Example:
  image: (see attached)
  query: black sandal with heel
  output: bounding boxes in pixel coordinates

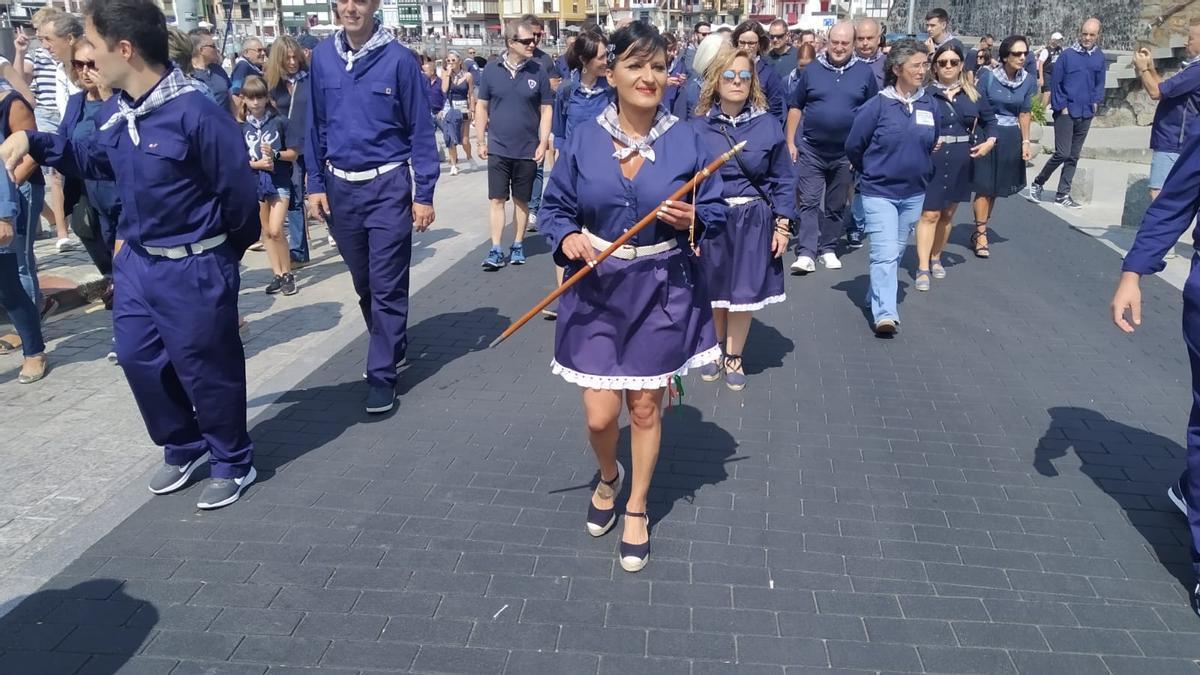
[971,224,990,259]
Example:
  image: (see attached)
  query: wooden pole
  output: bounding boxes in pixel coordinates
[488,140,746,349]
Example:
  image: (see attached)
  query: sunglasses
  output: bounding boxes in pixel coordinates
[936,59,961,67]
[721,69,753,81]
[71,59,97,70]
[511,37,536,46]
[533,32,543,38]
[769,33,788,40]
[1009,50,1028,57]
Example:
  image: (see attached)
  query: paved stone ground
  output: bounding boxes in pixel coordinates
[0,168,491,604]
[3,190,1200,674]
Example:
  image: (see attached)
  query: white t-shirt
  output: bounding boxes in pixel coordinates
[1038,47,1050,64]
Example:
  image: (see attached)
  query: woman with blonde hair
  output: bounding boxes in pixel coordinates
[692,46,793,390]
[441,50,476,175]
[913,41,996,290]
[264,35,313,265]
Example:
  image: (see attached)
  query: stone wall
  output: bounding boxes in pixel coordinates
[886,0,1140,50]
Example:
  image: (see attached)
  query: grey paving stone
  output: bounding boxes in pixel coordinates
[143,630,243,661]
[917,646,1017,674]
[321,639,418,670]
[826,640,922,672]
[411,644,508,674]
[953,622,1050,650]
[213,607,303,636]
[229,636,330,666]
[735,635,828,666]
[778,611,867,641]
[864,617,957,646]
[1007,650,1109,674]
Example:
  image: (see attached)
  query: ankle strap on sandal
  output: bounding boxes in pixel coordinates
[625,511,648,519]
[599,471,619,487]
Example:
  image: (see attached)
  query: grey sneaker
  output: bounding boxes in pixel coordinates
[196,466,257,510]
[1055,195,1083,209]
[1024,183,1043,203]
[148,454,207,495]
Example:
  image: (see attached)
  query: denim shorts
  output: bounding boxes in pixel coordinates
[1149,150,1181,190]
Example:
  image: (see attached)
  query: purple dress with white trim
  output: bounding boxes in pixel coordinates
[693,105,794,311]
[541,104,725,390]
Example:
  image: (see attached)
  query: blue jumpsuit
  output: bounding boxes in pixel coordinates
[28,70,261,479]
[1122,138,1200,586]
[306,30,440,390]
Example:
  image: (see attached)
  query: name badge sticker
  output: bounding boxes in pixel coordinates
[915,110,935,127]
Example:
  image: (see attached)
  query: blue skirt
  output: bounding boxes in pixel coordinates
[702,199,786,311]
[923,140,973,211]
[552,246,720,390]
[442,107,464,146]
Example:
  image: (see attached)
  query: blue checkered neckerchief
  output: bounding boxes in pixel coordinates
[708,104,766,127]
[988,63,1028,89]
[858,50,883,64]
[597,102,677,163]
[815,51,859,75]
[334,20,395,72]
[1069,41,1096,56]
[100,66,196,146]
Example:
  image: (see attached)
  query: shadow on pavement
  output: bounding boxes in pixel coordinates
[0,579,155,674]
[1035,406,1193,589]
[745,317,795,375]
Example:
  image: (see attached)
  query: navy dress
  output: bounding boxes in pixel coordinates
[973,66,1037,198]
[442,72,470,146]
[242,111,292,201]
[693,106,794,311]
[541,107,725,389]
[924,87,996,211]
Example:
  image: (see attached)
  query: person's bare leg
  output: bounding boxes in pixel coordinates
[622,387,665,546]
[724,311,752,375]
[462,121,473,161]
[932,205,957,261]
[712,307,728,346]
[512,199,529,245]
[446,144,459,170]
[583,388,622,497]
[915,210,939,271]
[265,200,291,275]
[489,199,507,246]
[49,173,68,241]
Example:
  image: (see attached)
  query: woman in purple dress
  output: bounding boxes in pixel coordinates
[692,46,794,391]
[541,23,725,573]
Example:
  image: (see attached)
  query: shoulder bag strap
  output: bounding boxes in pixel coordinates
[719,124,775,212]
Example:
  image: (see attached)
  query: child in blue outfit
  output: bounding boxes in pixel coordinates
[241,75,298,296]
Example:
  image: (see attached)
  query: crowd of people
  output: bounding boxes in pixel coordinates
[5,0,1200,618]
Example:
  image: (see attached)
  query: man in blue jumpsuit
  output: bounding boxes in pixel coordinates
[1112,135,1200,617]
[1,0,261,509]
[306,0,439,414]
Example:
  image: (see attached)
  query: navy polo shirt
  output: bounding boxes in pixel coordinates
[789,58,878,158]
[230,58,262,95]
[477,58,552,159]
[1151,62,1200,153]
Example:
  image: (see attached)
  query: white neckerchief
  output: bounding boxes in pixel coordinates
[597,102,677,162]
[816,51,859,75]
[880,85,925,114]
[502,54,528,77]
[857,50,883,64]
[333,20,395,72]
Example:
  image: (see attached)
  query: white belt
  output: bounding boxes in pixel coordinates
[725,196,761,206]
[449,100,470,111]
[584,229,677,260]
[938,135,971,144]
[996,114,1019,127]
[142,233,227,259]
[328,161,403,183]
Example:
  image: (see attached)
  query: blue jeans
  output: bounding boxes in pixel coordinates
[850,191,866,235]
[529,161,545,217]
[862,193,924,324]
[15,182,44,304]
[0,253,43,356]
[287,170,309,262]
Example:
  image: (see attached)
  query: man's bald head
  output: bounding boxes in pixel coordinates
[827,21,855,63]
[1080,18,1101,49]
[855,17,881,58]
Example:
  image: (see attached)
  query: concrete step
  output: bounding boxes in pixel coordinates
[1038,123,1152,164]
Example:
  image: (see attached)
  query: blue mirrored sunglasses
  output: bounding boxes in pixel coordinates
[721,69,753,81]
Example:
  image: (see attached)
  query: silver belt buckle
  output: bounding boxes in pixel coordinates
[164,246,187,260]
[620,243,637,258]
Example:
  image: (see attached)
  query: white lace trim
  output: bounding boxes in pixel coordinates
[710,293,787,312]
[551,344,723,390]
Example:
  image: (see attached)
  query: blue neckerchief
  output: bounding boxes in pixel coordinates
[815,51,859,75]
[597,102,677,162]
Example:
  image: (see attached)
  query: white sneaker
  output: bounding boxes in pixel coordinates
[449,165,459,176]
[819,252,842,269]
[790,256,816,274]
[469,158,480,170]
[55,237,77,253]
[327,235,337,249]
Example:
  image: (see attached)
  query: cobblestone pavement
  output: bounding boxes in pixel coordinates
[0,169,491,605]
[3,188,1200,673]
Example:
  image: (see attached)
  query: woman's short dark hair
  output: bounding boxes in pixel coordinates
[607,21,665,67]
[924,7,949,24]
[567,28,607,72]
[84,0,169,67]
[998,34,1029,60]
[732,21,768,53]
[883,38,927,87]
[796,43,816,63]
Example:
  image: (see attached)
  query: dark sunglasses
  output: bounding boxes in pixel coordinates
[533,32,544,38]
[769,33,788,40]
[1009,50,1028,57]
[721,69,753,81]
[935,59,961,67]
[71,59,96,70]
[511,37,536,46]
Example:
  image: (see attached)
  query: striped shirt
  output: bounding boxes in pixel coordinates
[24,48,59,113]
